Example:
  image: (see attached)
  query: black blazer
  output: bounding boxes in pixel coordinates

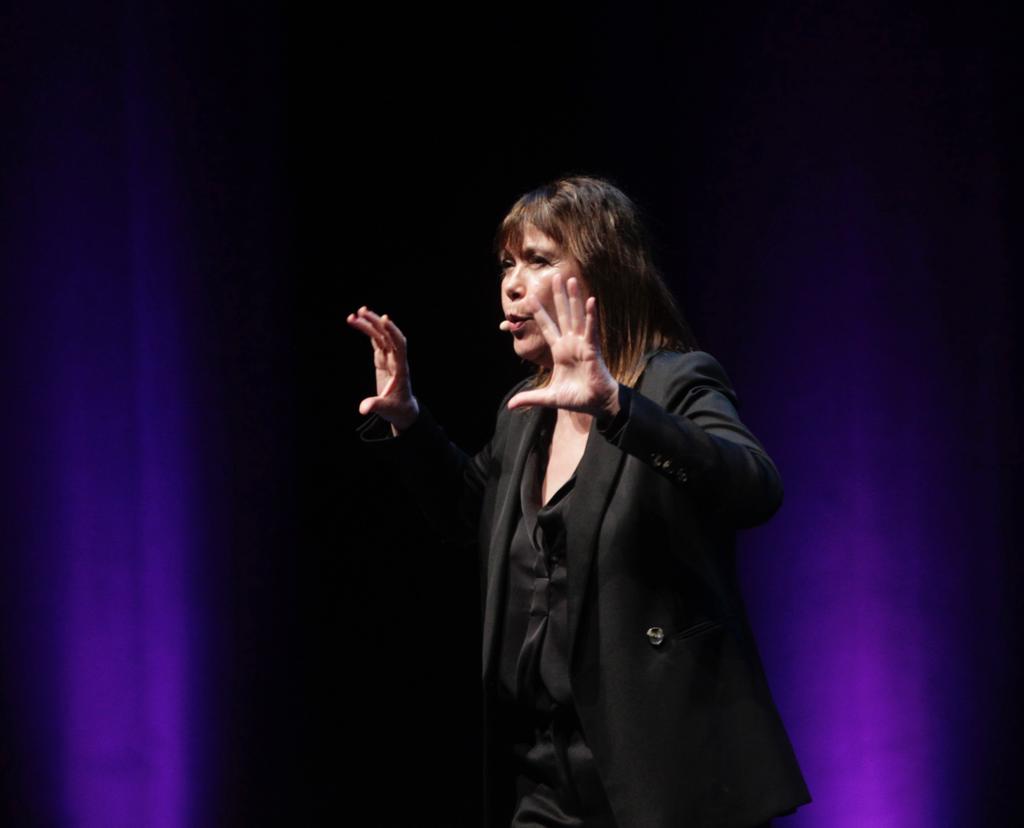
[359,349,811,828]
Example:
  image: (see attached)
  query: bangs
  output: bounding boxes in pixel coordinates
[494,187,566,259]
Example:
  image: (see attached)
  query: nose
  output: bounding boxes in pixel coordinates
[503,263,526,301]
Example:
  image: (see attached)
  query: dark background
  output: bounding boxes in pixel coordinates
[2,2,1020,825]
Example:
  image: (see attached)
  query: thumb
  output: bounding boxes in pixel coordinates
[507,389,549,411]
[359,396,380,416]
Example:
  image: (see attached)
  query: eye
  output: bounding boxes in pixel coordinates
[530,255,549,266]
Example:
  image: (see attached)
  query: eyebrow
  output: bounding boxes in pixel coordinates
[500,244,557,260]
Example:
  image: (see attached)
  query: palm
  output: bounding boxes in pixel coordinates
[347,306,418,428]
[372,333,406,402]
[507,274,618,416]
[544,329,605,410]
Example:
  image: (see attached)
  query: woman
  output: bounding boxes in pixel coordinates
[349,176,811,827]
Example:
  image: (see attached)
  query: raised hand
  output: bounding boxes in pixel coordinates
[506,274,620,420]
[346,306,420,431]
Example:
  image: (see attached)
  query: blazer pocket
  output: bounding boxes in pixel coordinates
[671,616,729,641]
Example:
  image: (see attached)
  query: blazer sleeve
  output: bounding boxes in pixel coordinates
[599,350,783,529]
[355,380,528,546]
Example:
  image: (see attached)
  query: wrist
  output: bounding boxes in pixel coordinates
[596,384,631,437]
[389,397,421,435]
[595,381,621,427]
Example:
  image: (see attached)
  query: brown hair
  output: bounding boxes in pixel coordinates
[495,175,697,387]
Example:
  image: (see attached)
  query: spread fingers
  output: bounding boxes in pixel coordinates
[348,307,391,352]
[566,276,584,334]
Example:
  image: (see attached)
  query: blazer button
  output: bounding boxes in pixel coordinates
[646,626,665,646]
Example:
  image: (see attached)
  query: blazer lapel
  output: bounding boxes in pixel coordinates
[561,353,658,670]
[481,405,542,683]
[565,418,628,668]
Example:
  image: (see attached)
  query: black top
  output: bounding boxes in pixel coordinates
[497,407,575,711]
[496,389,632,712]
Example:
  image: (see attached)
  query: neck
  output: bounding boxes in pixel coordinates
[557,409,593,433]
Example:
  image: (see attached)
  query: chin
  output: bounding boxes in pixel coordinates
[513,340,551,368]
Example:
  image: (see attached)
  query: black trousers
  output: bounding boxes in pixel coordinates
[497,702,775,828]
[505,703,616,828]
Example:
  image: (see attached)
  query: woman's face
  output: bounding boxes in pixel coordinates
[499,225,588,367]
